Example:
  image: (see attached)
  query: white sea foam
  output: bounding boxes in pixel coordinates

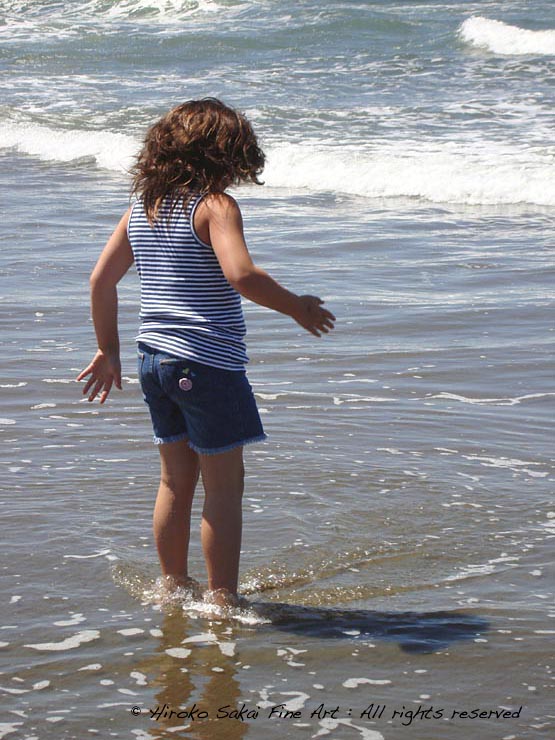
[130,671,147,685]
[276,691,311,712]
[0,724,24,739]
[25,630,100,651]
[0,0,247,46]
[1,0,229,34]
[429,391,555,406]
[182,632,218,644]
[53,614,86,627]
[3,119,555,206]
[64,549,113,559]
[0,122,136,172]
[165,647,192,658]
[264,139,555,206]
[218,641,236,656]
[343,677,392,688]
[315,718,384,740]
[99,0,224,19]
[445,563,496,582]
[462,454,547,475]
[32,680,50,690]
[459,17,555,56]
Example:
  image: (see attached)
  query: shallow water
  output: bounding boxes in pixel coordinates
[1,0,555,738]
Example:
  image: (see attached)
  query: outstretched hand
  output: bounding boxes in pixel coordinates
[293,295,336,337]
[76,349,122,404]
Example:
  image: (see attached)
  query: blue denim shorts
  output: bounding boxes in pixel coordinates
[137,342,267,454]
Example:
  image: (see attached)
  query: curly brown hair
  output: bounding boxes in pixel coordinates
[131,98,265,224]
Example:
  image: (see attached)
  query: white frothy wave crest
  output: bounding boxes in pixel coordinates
[2,121,555,206]
[0,0,232,42]
[0,122,137,171]
[2,0,224,22]
[265,140,555,206]
[90,0,223,20]
[459,17,555,56]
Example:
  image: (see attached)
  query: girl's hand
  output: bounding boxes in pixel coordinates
[293,295,336,337]
[76,349,122,403]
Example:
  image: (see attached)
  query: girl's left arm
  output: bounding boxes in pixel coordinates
[76,209,134,404]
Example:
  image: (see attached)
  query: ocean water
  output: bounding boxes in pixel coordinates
[1,1,554,738]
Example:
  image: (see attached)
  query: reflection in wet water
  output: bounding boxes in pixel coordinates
[132,611,248,740]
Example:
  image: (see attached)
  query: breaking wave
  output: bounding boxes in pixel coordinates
[2,120,555,206]
[459,16,555,56]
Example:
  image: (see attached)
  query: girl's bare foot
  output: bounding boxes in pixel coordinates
[203,587,244,609]
[156,574,203,600]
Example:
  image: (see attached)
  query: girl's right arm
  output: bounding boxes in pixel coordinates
[200,194,335,337]
[76,209,134,403]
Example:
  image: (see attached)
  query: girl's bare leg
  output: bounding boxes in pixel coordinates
[154,439,200,587]
[199,446,245,605]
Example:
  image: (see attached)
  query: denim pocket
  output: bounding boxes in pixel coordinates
[138,349,162,398]
[137,351,148,400]
[160,361,210,400]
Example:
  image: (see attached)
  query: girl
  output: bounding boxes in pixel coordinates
[77,98,335,608]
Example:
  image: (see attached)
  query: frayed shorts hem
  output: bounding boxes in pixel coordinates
[153,431,189,445]
[188,433,267,456]
[153,433,267,455]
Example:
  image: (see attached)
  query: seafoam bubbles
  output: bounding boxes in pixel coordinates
[165,647,192,658]
[2,0,231,29]
[98,0,225,20]
[64,548,115,560]
[0,724,23,738]
[315,718,385,739]
[342,677,392,688]
[0,0,252,46]
[53,614,86,627]
[25,630,100,651]
[4,118,555,207]
[264,138,555,207]
[0,121,138,173]
[257,690,311,712]
[459,17,555,56]
[428,391,555,407]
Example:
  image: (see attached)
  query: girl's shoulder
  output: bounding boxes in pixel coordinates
[199,191,240,211]
[193,192,245,247]
[196,191,243,224]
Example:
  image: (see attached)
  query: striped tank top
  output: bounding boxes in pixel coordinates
[127,193,248,371]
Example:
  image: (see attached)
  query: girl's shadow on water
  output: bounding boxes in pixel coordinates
[251,602,489,654]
